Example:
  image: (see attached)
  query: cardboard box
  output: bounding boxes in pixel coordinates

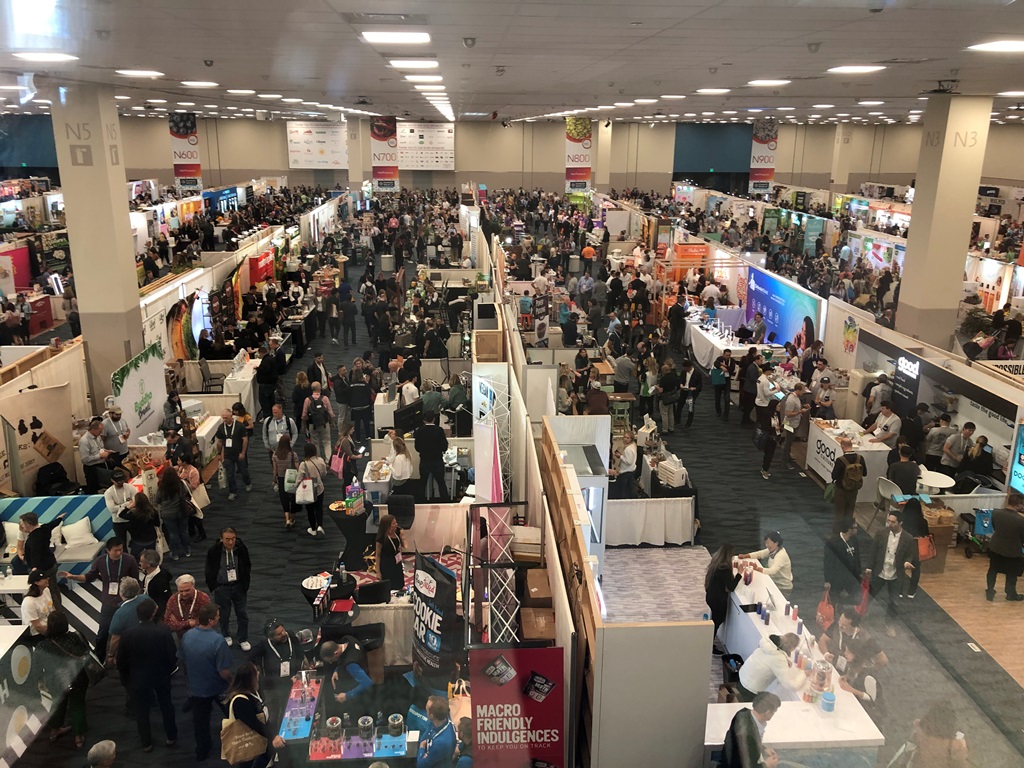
[524,568,552,608]
[521,607,556,643]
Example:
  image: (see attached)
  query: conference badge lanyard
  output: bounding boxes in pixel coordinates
[106,555,123,596]
[425,721,454,759]
[177,591,198,623]
[226,549,238,584]
[269,634,294,677]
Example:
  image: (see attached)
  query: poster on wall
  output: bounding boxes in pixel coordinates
[397,122,455,170]
[749,118,779,194]
[468,646,565,768]
[744,267,823,351]
[111,342,167,439]
[0,245,31,290]
[0,383,73,494]
[166,300,197,360]
[168,113,203,194]
[370,116,400,192]
[286,121,349,170]
[142,308,169,362]
[411,552,460,688]
[564,117,593,193]
[843,316,859,355]
[35,230,71,273]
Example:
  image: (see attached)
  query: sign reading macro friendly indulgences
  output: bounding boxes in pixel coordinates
[397,122,455,170]
[285,121,348,170]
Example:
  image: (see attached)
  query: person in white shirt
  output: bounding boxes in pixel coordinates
[399,372,420,406]
[286,281,305,306]
[104,469,136,544]
[532,272,548,296]
[384,431,414,486]
[754,364,777,429]
[80,417,114,494]
[610,431,638,499]
[808,359,834,396]
[737,633,806,700]
[940,422,975,474]
[700,281,722,304]
[738,531,793,596]
[866,401,902,446]
[101,407,131,463]
[22,569,55,641]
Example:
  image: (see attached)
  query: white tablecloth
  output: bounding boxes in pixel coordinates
[605,498,696,546]
[683,307,744,347]
[224,360,258,416]
[353,599,414,666]
[689,324,783,370]
[804,419,890,503]
[195,415,222,466]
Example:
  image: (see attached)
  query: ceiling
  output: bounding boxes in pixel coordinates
[4,0,1024,126]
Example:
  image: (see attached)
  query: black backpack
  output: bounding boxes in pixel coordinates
[308,395,329,428]
[35,462,81,496]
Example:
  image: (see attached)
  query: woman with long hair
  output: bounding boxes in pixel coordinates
[35,611,91,748]
[374,514,405,593]
[704,545,740,654]
[292,371,312,428]
[154,466,189,560]
[126,492,161,560]
[334,422,358,488]
[21,570,55,644]
[959,435,994,477]
[384,430,414,488]
[272,434,299,529]
[837,637,884,722]
[224,662,286,768]
[298,443,327,538]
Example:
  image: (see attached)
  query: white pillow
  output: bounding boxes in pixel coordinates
[50,521,63,548]
[2,520,20,558]
[61,517,98,548]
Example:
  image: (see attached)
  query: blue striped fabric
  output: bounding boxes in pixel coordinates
[0,495,113,574]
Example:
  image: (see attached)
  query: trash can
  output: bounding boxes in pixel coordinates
[380,253,395,273]
[569,255,581,273]
[722,654,744,685]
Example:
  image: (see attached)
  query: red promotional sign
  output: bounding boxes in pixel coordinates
[468,647,564,768]
[248,249,275,283]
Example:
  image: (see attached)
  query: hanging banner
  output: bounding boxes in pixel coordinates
[469,646,565,768]
[370,116,399,192]
[286,121,349,170]
[397,122,456,170]
[565,117,593,193]
[748,118,779,194]
[0,383,74,494]
[168,113,203,194]
[111,341,168,439]
[411,552,460,688]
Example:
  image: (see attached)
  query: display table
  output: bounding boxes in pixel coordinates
[362,461,393,504]
[373,392,398,432]
[224,358,259,416]
[0,575,29,606]
[352,597,414,666]
[918,469,956,494]
[804,419,890,504]
[194,414,222,466]
[605,498,696,546]
[689,324,783,370]
[28,295,54,338]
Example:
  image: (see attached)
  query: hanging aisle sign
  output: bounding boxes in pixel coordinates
[168,113,203,194]
[748,118,778,195]
[565,117,593,193]
[370,116,400,191]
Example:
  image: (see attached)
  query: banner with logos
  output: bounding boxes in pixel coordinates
[286,121,349,170]
[0,383,73,494]
[469,646,565,768]
[370,116,400,192]
[411,552,460,688]
[168,113,203,194]
[744,266,824,351]
[111,341,167,439]
[398,122,455,170]
[565,117,593,193]
[748,118,779,194]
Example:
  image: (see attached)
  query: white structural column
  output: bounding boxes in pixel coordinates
[51,84,144,401]
[347,119,370,184]
[594,120,612,190]
[830,125,854,192]
[899,95,992,347]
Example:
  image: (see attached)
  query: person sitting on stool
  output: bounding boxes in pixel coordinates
[609,431,637,499]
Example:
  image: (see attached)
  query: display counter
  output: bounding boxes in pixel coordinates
[224,358,259,416]
[605,498,696,546]
[28,295,54,338]
[690,324,784,370]
[804,419,890,504]
[373,392,397,432]
[352,597,415,666]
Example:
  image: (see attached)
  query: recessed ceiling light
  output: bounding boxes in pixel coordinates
[828,65,886,74]
[809,114,823,118]
[613,102,634,107]
[258,94,282,99]
[661,95,687,100]
[154,107,167,112]
[174,109,188,113]
[389,59,439,69]
[204,104,218,108]
[281,97,303,103]
[114,95,131,100]
[405,75,443,83]
[858,100,884,106]
[997,91,1024,97]
[415,85,445,91]
[776,106,795,111]
[747,108,763,113]
[241,108,254,112]
[635,98,658,104]
[722,110,737,114]
[836,112,850,117]
[696,88,730,94]
[148,99,167,104]
[748,79,790,87]
[868,111,884,116]
[177,101,195,106]
[684,112,697,117]
[131,106,145,111]
[812,104,834,109]
[702,111,715,115]
[227,89,256,95]
[116,69,164,77]
[361,31,430,44]
[13,52,78,62]
[969,40,1024,53]
[182,81,219,88]
[226,106,238,110]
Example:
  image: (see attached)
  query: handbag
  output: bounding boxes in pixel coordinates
[854,574,871,618]
[156,528,170,556]
[217,465,227,490]
[191,483,212,509]
[661,388,680,405]
[296,462,317,506]
[283,468,298,494]
[330,444,346,480]
[823,482,836,503]
[816,584,835,632]
[221,695,268,765]
[917,534,937,562]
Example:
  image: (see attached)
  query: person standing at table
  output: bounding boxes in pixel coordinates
[749,312,767,344]
[868,511,919,637]
[754,364,777,430]
[737,633,805,701]
[923,413,955,471]
[374,514,406,593]
[80,417,115,494]
[712,350,736,419]
[940,421,975,477]
[416,411,450,502]
[417,695,457,768]
[814,376,837,420]
[705,545,741,655]
[830,438,866,532]
[610,430,637,499]
[720,691,781,768]
[781,382,808,470]
[865,401,901,447]
[985,491,1024,602]
[737,532,793,598]
[101,406,131,467]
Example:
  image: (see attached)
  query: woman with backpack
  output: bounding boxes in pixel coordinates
[272,434,300,530]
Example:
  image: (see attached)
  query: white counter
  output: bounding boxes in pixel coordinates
[804,419,891,503]
[373,392,398,432]
[606,498,696,546]
[690,324,784,370]
[224,359,259,416]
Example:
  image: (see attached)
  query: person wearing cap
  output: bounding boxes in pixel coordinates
[22,568,55,644]
[586,379,610,416]
[736,633,806,701]
[80,417,115,493]
[249,619,310,721]
[105,468,135,546]
[815,376,837,420]
[809,358,834,397]
[102,406,131,465]
[863,374,892,424]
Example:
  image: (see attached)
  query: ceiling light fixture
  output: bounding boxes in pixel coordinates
[177,101,195,106]
[858,100,884,106]
[281,97,303,103]
[13,52,78,62]
[114,95,131,100]
[613,101,634,107]
[776,106,795,111]
[389,59,439,69]
[812,104,834,109]
[116,69,164,78]
[748,79,790,86]
[405,75,443,83]
[227,89,256,95]
[997,91,1024,97]
[661,95,687,99]
[696,88,730,94]
[182,81,219,88]
[258,94,282,99]
[635,98,658,104]
[361,31,430,44]
[827,65,886,74]
[969,40,1024,53]
[415,85,445,91]
[148,99,167,104]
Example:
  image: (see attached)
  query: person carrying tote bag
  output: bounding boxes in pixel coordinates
[297,443,327,538]
[220,663,285,767]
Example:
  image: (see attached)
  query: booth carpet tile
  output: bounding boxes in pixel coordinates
[18,274,400,767]
[602,546,711,623]
[658,358,1024,768]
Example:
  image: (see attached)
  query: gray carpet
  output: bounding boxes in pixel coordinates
[602,546,711,624]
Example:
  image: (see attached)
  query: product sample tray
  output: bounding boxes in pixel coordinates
[308,726,418,761]
[278,676,322,742]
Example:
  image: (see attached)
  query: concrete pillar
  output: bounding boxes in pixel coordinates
[898,95,992,347]
[594,120,612,191]
[51,84,144,403]
[830,125,854,193]
[347,119,370,185]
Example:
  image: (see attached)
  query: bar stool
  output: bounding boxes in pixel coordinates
[611,399,631,434]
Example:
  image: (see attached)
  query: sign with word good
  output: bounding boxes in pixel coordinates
[411,552,460,687]
[370,116,400,192]
[168,113,202,192]
[286,121,348,170]
[891,354,921,418]
[469,646,564,768]
[565,116,592,193]
[749,118,778,194]
[398,122,455,170]
[111,341,167,438]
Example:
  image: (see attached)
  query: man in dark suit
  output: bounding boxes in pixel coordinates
[677,359,703,429]
[139,549,174,619]
[824,518,864,606]
[117,598,178,752]
[868,511,919,637]
[987,491,1024,601]
[720,691,781,768]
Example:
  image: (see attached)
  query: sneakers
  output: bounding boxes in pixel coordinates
[317,526,325,536]
[245,484,253,492]
[331,338,338,345]
[185,549,192,558]
[225,637,234,647]
[986,589,996,602]
[760,470,771,479]
[228,493,237,501]
[239,641,251,652]
[307,528,317,537]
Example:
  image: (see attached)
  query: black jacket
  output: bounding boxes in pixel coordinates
[117,621,178,686]
[205,539,252,592]
[721,708,765,768]
[679,367,703,397]
[989,508,1024,559]
[823,532,863,595]
[143,567,175,618]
